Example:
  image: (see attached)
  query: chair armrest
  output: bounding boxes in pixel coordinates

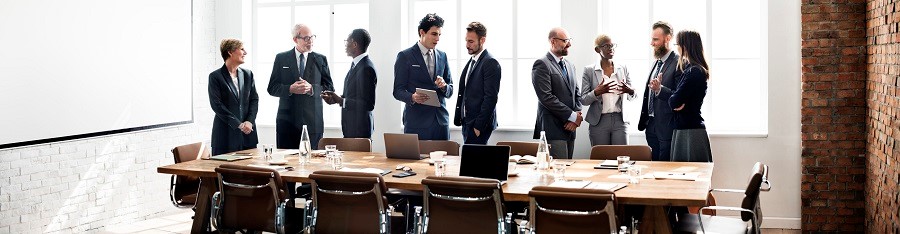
[699,205,754,214]
[505,213,514,234]
[413,206,424,234]
[210,192,221,230]
[710,188,745,194]
[276,200,287,234]
[169,175,177,207]
[303,199,314,231]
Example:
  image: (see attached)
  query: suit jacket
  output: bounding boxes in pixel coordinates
[453,50,501,132]
[532,52,581,141]
[637,52,682,131]
[208,65,259,155]
[340,56,377,138]
[392,44,454,129]
[579,61,635,126]
[267,49,334,134]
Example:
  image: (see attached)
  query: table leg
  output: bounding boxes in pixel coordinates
[640,206,672,234]
[191,177,216,234]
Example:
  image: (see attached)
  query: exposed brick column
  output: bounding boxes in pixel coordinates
[866,0,900,232]
[801,0,867,232]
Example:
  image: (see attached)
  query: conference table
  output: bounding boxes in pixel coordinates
[157,149,713,234]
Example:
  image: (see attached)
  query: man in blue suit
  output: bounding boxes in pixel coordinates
[323,29,377,138]
[454,22,501,144]
[393,13,454,140]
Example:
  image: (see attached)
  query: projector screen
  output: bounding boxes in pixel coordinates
[0,0,192,149]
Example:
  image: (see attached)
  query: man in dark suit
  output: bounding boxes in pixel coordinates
[532,27,583,159]
[454,22,501,144]
[323,29,377,138]
[638,21,682,161]
[393,13,454,140]
[267,24,334,150]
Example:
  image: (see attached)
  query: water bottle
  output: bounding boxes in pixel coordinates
[536,131,550,170]
[299,125,311,165]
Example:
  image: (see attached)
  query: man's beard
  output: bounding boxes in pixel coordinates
[654,45,667,58]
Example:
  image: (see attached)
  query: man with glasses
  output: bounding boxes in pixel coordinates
[393,13,454,140]
[453,22,501,144]
[268,24,334,150]
[322,29,377,138]
[638,21,682,161]
[532,27,582,159]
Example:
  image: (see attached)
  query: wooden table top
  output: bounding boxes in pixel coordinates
[158,150,713,206]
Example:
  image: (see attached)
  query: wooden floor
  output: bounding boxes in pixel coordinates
[101,210,801,234]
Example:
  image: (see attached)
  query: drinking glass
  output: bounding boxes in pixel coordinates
[551,160,567,181]
[628,166,643,184]
[433,159,447,176]
[331,151,343,170]
[617,156,631,173]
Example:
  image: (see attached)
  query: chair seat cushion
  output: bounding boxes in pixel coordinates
[675,214,749,234]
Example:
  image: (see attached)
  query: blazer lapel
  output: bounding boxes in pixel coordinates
[218,66,240,102]
[410,45,432,80]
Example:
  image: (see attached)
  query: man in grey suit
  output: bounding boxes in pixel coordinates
[267,24,334,150]
[323,29,377,138]
[532,27,583,159]
[638,21,682,161]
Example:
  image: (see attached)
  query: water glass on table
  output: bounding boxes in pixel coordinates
[628,166,642,184]
[551,160,567,181]
[330,151,343,170]
[325,145,337,164]
[433,159,447,176]
[617,156,631,174]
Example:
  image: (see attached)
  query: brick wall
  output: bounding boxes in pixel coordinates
[801,0,868,232]
[0,0,217,232]
[866,0,900,232]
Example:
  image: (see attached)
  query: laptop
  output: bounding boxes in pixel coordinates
[384,133,426,159]
[459,144,512,182]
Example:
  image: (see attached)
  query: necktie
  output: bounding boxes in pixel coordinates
[298,53,306,77]
[426,50,435,78]
[558,60,570,87]
[648,60,663,116]
[461,58,474,119]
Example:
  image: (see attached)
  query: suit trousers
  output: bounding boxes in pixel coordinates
[588,112,627,146]
[548,140,575,159]
[462,124,493,144]
[275,120,323,150]
[644,116,674,161]
[405,126,450,141]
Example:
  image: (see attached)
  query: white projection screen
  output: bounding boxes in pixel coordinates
[0,0,192,149]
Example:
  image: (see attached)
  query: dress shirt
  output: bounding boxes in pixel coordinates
[549,51,579,123]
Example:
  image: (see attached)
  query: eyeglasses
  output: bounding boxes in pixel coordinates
[599,43,617,49]
[552,37,573,43]
[296,35,316,41]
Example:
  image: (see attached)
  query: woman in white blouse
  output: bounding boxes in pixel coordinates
[579,34,635,145]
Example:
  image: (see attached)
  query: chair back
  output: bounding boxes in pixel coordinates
[318,137,373,152]
[589,145,652,161]
[421,176,506,234]
[170,142,208,207]
[419,140,460,155]
[528,186,617,233]
[309,170,390,234]
[496,141,539,156]
[213,164,289,233]
[741,162,769,222]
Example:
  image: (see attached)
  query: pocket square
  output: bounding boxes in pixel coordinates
[412,64,421,67]
[282,66,289,69]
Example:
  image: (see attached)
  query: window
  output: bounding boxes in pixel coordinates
[599,0,767,134]
[408,0,561,129]
[250,0,370,127]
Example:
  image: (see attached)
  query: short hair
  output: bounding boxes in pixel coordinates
[547,27,564,39]
[593,34,611,48]
[219,38,243,61]
[652,21,673,36]
[292,24,308,38]
[349,29,371,53]
[417,13,444,35]
[466,22,487,38]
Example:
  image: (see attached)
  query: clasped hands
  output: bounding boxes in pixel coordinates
[289,78,313,95]
[238,121,253,135]
[564,111,584,132]
[594,80,634,96]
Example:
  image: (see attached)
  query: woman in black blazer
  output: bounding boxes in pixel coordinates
[208,39,259,155]
[664,30,712,162]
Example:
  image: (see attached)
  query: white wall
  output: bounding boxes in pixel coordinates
[0,0,218,232]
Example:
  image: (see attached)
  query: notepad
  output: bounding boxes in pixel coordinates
[548,180,592,189]
[652,172,700,181]
[340,167,392,176]
[209,155,252,161]
[583,182,627,191]
[593,160,634,169]
[247,164,293,172]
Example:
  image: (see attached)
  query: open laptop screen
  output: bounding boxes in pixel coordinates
[459,144,511,181]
